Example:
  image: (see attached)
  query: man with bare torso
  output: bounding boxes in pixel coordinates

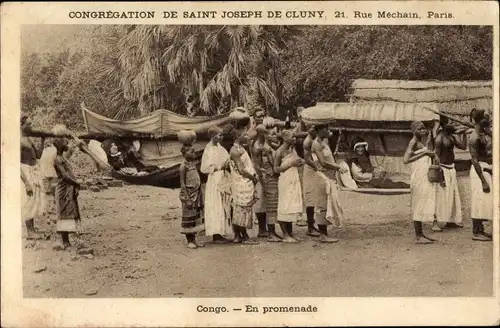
[311,125,348,243]
[20,112,46,239]
[434,116,469,230]
[468,109,493,241]
[300,127,321,236]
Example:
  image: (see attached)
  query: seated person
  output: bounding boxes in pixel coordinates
[348,137,410,189]
[107,142,126,171]
[104,140,159,173]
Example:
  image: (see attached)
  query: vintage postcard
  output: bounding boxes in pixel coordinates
[1,1,499,327]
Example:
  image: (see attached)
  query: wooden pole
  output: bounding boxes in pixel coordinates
[329,127,413,134]
[423,106,491,137]
[25,130,192,141]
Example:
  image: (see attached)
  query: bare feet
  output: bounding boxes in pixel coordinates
[481,231,493,239]
[267,234,282,242]
[319,235,339,243]
[472,233,492,242]
[307,229,320,237]
[52,243,70,251]
[296,220,308,227]
[431,223,443,232]
[194,241,205,248]
[282,237,298,243]
[415,237,433,244]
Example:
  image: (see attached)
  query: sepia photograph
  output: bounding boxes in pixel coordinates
[18,23,494,300]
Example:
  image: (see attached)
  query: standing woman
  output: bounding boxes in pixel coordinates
[251,124,282,242]
[52,137,83,250]
[274,130,305,243]
[179,141,205,249]
[230,133,259,244]
[403,121,439,244]
[20,112,46,240]
[200,126,232,244]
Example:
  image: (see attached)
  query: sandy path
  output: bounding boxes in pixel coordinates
[23,177,493,298]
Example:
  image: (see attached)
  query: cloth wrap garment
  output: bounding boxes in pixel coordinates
[312,138,344,228]
[39,145,57,194]
[302,163,323,207]
[21,163,46,221]
[435,163,463,224]
[277,149,304,223]
[200,142,232,236]
[53,155,81,232]
[469,162,493,221]
[230,144,257,229]
[410,147,437,223]
[179,161,205,234]
[253,142,279,224]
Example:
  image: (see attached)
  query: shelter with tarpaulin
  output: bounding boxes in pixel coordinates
[81,103,235,188]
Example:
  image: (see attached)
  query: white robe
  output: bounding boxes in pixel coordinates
[435,163,462,224]
[21,163,46,221]
[200,142,231,236]
[470,162,493,221]
[277,150,303,222]
[312,139,344,227]
[410,148,436,223]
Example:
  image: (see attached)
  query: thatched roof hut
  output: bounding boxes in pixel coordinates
[349,79,492,118]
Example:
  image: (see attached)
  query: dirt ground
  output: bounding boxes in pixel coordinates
[23,174,493,298]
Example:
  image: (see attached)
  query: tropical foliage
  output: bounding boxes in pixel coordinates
[112,25,299,117]
[21,25,493,129]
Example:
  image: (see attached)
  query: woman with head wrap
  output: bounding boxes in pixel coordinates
[348,136,410,189]
[403,121,440,244]
[20,112,47,240]
[467,109,493,241]
[200,126,232,244]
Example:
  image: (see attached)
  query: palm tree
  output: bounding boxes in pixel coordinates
[107,25,299,117]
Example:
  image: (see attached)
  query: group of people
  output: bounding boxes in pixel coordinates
[178,107,494,249]
[21,113,86,249]
[178,108,363,249]
[20,106,494,250]
[404,109,493,244]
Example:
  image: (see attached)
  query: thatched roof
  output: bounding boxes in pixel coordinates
[350,79,492,116]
